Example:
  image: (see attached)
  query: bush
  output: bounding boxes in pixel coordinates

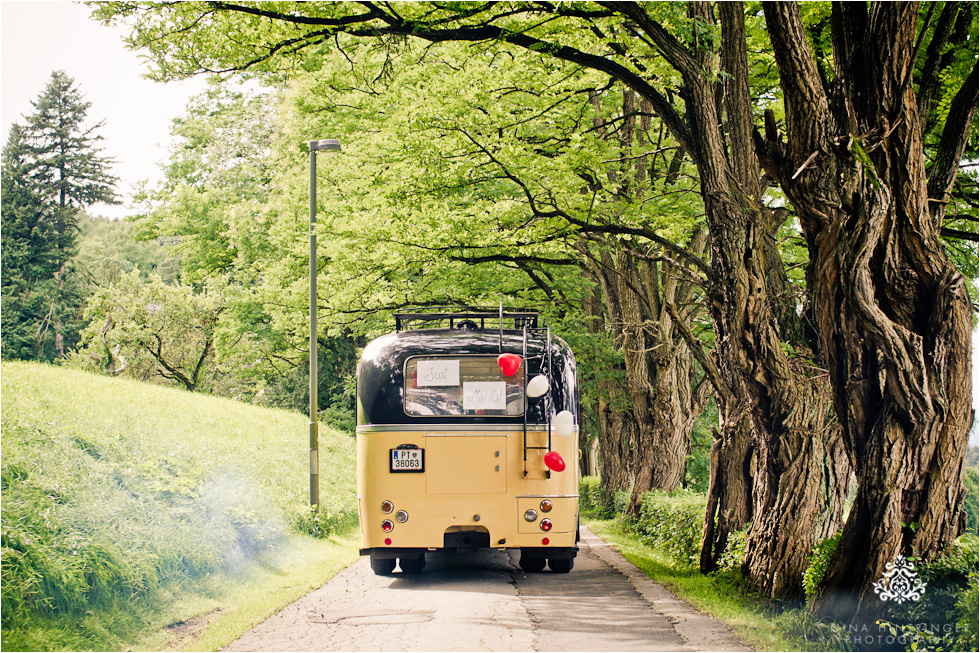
[803,531,842,607]
[576,479,708,566]
[716,525,748,575]
[877,536,979,652]
[629,490,707,566]
[963,468,978,536]
[579,476,608,515]
[613,489,630,515]
[954,573,978,651]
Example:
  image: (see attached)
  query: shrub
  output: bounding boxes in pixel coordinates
[578,476,607,515]
[629,490,707,566]
[716,525,749,575]
[954,572,978,651]
[613,489,630,515]
[877,536,979,652]
[963,468,978,536]
[803,531,842,608]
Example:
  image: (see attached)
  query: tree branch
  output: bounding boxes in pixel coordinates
[927,61,979,223]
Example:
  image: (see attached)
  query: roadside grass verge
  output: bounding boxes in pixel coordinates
[1,361,358,651]
[150,531,359,652]
[585,517,842,652]
[582,476,978,652]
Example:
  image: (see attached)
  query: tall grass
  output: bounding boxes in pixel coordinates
[1,361,356,649]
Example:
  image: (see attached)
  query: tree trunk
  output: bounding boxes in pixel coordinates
[583,280,635,506]
[615,251,687,505]
[761,1,975,621]
[741,362,853,598]
[700,400,754,572]
[673,1,852,596]
[598,400,638,507]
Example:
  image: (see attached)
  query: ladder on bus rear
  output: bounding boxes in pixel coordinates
[522,324,553,478]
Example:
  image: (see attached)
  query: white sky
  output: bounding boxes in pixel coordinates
[1,0,206,218]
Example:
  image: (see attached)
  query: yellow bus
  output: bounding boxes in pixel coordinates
[355,307,580,575]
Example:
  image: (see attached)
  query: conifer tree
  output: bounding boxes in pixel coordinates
[1,71,118,360]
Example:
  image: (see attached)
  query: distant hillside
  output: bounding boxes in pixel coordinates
[1,361,355,650]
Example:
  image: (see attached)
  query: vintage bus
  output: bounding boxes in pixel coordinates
[355,307,580,575]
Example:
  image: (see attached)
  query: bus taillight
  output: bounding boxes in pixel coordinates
[382,520,394,532]
[540,519,553,532]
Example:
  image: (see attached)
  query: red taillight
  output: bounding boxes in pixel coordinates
[540,519,553,532]
[382,520,394,532]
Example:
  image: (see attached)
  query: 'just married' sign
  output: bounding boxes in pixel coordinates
[417,359,460,386]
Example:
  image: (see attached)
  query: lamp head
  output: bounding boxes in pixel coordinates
[310,138,341,152]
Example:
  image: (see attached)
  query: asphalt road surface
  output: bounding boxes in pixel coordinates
[224,527,751,652]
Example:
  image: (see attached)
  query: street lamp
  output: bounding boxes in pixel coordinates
[309,138,341,507]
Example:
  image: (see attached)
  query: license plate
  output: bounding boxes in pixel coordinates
[390,448,424,473]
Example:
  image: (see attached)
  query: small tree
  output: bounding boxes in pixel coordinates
[75,270,223,392]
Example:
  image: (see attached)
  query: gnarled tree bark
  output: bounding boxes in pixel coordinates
[760,0,975,621]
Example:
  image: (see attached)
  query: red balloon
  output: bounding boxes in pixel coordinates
[544,451,566,472]
[497,353,522,376]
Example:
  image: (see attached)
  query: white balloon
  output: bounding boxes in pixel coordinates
[526,375,549,398]
[554,410,575,438]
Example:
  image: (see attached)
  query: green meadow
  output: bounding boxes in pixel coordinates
[1,361,359,651]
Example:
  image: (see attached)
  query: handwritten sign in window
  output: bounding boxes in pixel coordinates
[417,359,460,387]
[463,382,507,410]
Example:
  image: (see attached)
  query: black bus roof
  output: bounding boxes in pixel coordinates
[356,322,577,427]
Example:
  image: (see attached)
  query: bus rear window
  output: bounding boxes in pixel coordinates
[404,356,525,417]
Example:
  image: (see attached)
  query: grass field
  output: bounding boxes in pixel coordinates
[1,361,359,651]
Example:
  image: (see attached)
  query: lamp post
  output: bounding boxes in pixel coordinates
[309,138,341,508]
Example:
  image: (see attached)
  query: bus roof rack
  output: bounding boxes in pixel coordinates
[394,306,539,332]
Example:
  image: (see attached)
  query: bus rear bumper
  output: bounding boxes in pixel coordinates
[359,545,578,560]
[360,547,426,560]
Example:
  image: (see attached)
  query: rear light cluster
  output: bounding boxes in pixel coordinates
[525,500,556,531]
[380,500,407,535]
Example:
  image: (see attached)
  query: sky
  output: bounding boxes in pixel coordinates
[1,0,207,218]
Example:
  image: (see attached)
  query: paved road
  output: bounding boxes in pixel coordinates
[224,528,751,652]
